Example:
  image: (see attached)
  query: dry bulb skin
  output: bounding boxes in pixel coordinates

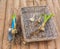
[12,24,17,35]
[37,16,41,23]
[38,23,45,31]
[35,17,41,26]
[12,29,17,34]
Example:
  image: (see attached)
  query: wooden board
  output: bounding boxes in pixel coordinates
[0,0,7,49]
[2,0,14,49]
[0,0,60,49]
[52,0,60,49]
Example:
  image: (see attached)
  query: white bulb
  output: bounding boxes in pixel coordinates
[8,28,12,31]
[29,18,34,22]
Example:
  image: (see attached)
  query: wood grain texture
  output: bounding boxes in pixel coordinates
[52,0,60,27]
[2,0,14,49]
[33,0,40,6]
[30,43,39,49]
[52,0,60,49]
[26,0,33,6]
[40,0,46,6]
[20,0,27,8]
[39,42,48,49]
[0,0,60,49]
[47,40,56,49]
[0,0,7,49]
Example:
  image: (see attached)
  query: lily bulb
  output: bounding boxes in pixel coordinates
[29,17,35,22]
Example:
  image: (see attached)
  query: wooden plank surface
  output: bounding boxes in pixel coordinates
[0,0,7,49]
[2,0,14,49]
[52,0,60,49]
[26,0,33,6]
[0,0,60,49]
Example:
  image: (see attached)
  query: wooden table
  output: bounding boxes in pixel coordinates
[0,0,60,49]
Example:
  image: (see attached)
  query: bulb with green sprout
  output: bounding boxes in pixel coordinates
[38,13,54,31]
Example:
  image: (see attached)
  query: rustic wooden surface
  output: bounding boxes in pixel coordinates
[0,0,60,49]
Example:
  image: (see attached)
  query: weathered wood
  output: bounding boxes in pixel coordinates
[33,0,40,6]
[52,0,60,25]
[14,0,20,10]
[2,0,14,49]
[30,43,39,49]
[20,0,27,8]
[52,0,60,49]
[47,40,56,49]
[40,0,46,6]
[0,0,7,49]
[0,0,60,49]
[39,41,48,49]
[26,0,33,6]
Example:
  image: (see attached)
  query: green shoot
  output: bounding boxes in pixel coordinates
[38,13,54,31]
[44,13,54,24]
